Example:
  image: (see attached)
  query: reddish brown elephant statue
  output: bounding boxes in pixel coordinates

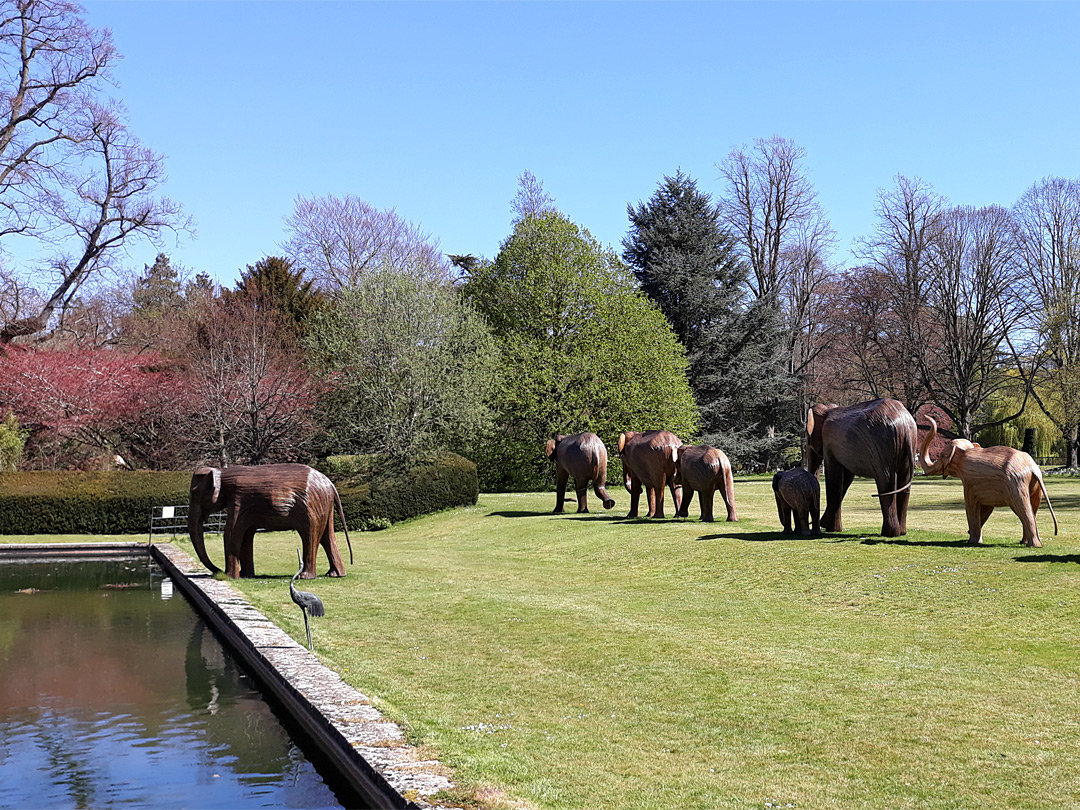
[617,430,683,519]
[772,467,820,535]
[545,432,616,514]
[674,444,737,522]
[188,464,353,579]
[806,398,917,537]
[920,418,1058,547]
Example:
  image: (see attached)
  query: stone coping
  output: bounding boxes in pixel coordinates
[4,541,457,810]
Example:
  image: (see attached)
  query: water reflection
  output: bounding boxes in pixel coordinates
[0,557,348,809]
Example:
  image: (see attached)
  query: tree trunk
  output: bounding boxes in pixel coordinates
[1022,427,1036,455]
[1067,425,1079,469]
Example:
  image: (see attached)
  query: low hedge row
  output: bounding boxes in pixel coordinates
[0,452,478,535]
[0,471,191,534]
[318,451,479,531]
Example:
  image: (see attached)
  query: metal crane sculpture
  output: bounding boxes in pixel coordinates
[290,549,325,650]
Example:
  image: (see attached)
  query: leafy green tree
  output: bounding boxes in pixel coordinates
[0,410,27,471]
[306,268,498,459]
[624,171,797,470]
[465,210,699,490]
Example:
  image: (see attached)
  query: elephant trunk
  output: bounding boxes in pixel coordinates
[187,506,221,574]
[920,417,946,476]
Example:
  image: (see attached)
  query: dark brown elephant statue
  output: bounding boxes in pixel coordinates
[617,430,682,519]
[674,444,737,522]
[920,418,1058,547]
[806,398,917,537]
[545,432,616,514]
[772,467,821,535]
[188,464,353,579]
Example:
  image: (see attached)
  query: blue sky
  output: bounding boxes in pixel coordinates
[79,1,1080,287]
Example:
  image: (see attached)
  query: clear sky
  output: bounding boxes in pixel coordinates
[79,0,1080,287]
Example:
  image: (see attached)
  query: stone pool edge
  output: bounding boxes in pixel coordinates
[152,542,458,810]
[3,541,457,810]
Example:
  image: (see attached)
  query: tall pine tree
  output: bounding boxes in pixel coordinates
[624,171,797,470]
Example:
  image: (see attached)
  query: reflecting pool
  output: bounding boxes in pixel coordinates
[0,555,356,809]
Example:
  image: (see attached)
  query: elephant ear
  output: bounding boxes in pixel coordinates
[545,439,557,460]
[211,467,222,503]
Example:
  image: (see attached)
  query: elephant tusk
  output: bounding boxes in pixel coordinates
[871,479,913,498]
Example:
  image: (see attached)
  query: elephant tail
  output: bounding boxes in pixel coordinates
[871,479,913,499]
[333,486,354,564]
[1037,476,1059,536]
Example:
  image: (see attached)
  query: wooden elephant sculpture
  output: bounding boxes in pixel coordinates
[545,432,616,513]
[806,398,918,537]
[772,467,820,535]
[674,444,737,522]
[920,418,1058,547]
[188,463,353,579]
[617,430,682,518]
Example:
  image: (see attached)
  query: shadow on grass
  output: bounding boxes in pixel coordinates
[697,530,822,543]
[485,510,553,518]
[1015,553,1080,565]
[859,536,978,548]
[562,514,670,524]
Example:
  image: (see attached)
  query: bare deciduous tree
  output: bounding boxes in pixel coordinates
[0,1,188,344]
[855,175,948,411]
[281,193,449,289]
[0,0,116,238]
[1013,176,1080,466]
[718,136,825,301]
[511,169,556,224]
[921,204,1026,438]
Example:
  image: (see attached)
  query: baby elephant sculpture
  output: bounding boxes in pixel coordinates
[772,468,821,536]
[920,418,1058,547]
[545,432,616,513]
[618,430,682,518]
[674,445,737,522]
[188,463,353,579]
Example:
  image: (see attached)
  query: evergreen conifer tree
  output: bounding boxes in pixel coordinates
[624,171,798,470]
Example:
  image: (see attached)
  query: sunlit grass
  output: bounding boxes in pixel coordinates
[7,475,1080,809]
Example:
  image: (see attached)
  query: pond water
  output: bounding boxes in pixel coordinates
[0,555,358,809]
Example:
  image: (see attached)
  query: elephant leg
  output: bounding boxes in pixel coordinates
[700,488,715,523]
[822,465,853,532]
[775,492,790,532]
[678,487,695,519]
[670,480,682,515]
[810,497,821,536]
[239,526,257,578]
[626,478,642,518]
[223,513,243,579]
[878,473,907,538]
[964,490,987,545]
[1012,495,1042,548]
[646,482,661,519]
[574,481,591,514]
[320,514,347,577]
[592,475,616,510]
[553,468,569,514]
[894,483,911,536]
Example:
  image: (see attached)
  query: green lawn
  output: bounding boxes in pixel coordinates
[6,476,1080,809]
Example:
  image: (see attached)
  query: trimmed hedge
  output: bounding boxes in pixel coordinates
[0,452,478,535]
[0,471,191,534]
[318,451,479,531]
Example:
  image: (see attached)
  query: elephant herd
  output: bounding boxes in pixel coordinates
[184,398,1059,582]
[546,397,1059,549]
